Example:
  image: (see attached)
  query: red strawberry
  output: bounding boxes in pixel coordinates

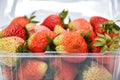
[68,18,93,34]
[1,24,27,40]
[51,58,78,80]
[42,10,68,30]
[18,60,48,80]
[10,11,38,28]
[28,30,56,52]
[90,16,109,34]
[0,24,27,40]
[90,16,120,65]
[90,16,120,37]
[68,18,96,52]
[10,16,29,28]
[53,32,88,63]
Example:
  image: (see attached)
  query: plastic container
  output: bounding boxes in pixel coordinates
[0,51,120,80]
[0,0,120,80]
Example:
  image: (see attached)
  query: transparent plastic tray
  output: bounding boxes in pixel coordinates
[0,51,120,80]
[0,0,120,80]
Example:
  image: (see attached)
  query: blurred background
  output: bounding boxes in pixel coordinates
[0,0,120,27]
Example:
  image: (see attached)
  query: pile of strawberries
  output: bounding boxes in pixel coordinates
[0,10,120,80]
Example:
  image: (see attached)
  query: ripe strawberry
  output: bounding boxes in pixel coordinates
[28,30,56,52]
[10,11,38,28]
[25,23,50,37]
[68,18,96,52]
[0,24,27,40]
[10,16,29,28]
[54,32,88,53]
[68,18,93,34]
[90,16,120,65]
[90,16,120,37]
[90,16,109,34]
[51,58,78,80]
[42,10,68,30]
[18,60,48,80]
[53,32,88,63]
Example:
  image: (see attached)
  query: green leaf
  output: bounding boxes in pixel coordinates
[112,28,119,34]
[30,15,36,20]
[59,9,68,22]
[95,37,106,42]
[100,45,109,53]
[81,32,91,40]
[93,42,105,47]
[45,45,51,51]
[105,34,111,40]
[30,20,39,23]
[112,36,120,42]
[97,33,105,38]
[45,36,56,51]
[31,11,36,16]
[16,41,30,53]
[46,36,53,44]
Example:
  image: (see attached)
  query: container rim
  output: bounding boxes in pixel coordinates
[0,51,120,58]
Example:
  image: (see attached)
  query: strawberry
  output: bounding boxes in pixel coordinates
[90,16,109,34]
[10,16,29,28]
[42,10,68,30]
[68,18,96,52]
[18,60,48,80]
[0,36,24,53]
[51,58,78,80]
[90,16,120,37]
[0,24,27,40]
[28,30,56,52]
[0,36,24,67]
[53,32,88,63]
[68,18,93,34]
[54,32,88,53]
[81,61,112,80]
[90,16,120,65]
[25,23,50,37]
[10,11,38,28]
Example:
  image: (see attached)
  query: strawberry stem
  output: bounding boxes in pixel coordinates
[94,33,120,53]
[25,11,39,23]
[100,21,120,34]
[59,9,70,29]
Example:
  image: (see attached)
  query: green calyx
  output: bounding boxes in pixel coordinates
[45,36,56,51]
[100,21,120,34]
[94,33,120,53]
[81,32,92,52]
[16,41,30,53]
[25,11,39,23]
[59,9,70,29]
